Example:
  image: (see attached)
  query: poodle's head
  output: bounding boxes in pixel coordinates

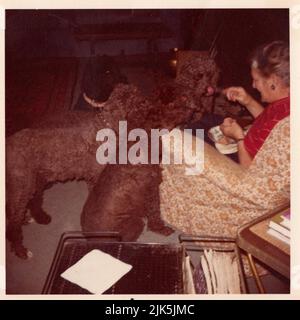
[96,84,151,131]
[82,55,127,105]
[176,54,220,98]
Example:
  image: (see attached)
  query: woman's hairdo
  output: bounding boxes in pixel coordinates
[250,41,290,87]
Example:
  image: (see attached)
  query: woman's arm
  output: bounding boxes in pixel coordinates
[243,96,264,118]
[223,87,264,118]
[220,118,253,168]
[236,140,253,168]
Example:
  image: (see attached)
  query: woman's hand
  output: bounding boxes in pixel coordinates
[223,86,252,107]
[223,86,264,118]
[220,117,244,141]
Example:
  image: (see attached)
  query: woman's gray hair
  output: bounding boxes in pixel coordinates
[250,41,290,87]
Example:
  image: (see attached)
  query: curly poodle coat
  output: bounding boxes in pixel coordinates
[6,55,219,259]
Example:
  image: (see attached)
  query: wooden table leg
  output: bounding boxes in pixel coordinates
[247,253,266,293]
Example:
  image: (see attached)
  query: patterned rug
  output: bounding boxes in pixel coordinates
[6,57,78,136]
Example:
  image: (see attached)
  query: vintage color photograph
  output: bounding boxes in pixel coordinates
[5,8,290,295]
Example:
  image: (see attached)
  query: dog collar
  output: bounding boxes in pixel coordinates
[83,93,106,109]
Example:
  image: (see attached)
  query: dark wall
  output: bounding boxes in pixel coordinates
[182,9,289,91]
[5,9,181,58]
[6,8,289,94]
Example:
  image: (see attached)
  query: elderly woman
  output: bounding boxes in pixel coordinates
[220,41,290,167]
[159,40,290,239]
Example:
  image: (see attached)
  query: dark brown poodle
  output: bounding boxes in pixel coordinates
[6,84,150,259]
[81,54,220,243]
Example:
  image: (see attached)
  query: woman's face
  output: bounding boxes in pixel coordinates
[251,67,274,103]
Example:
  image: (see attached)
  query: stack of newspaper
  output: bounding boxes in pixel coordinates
[267,209,290,245]
[192,249,242,294]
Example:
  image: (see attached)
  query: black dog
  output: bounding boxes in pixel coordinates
[74,55,127,111]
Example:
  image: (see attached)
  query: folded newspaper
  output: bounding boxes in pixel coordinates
[199,249,242,294]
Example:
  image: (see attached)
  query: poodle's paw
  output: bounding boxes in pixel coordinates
[27,217,35,224]
[12,244,33,260]
[23,211,34,225]
[147,221,175,236]
[157,225,174,236]
[33,212,52,225]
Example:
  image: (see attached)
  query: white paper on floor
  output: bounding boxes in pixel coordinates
[60,249,132,294]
